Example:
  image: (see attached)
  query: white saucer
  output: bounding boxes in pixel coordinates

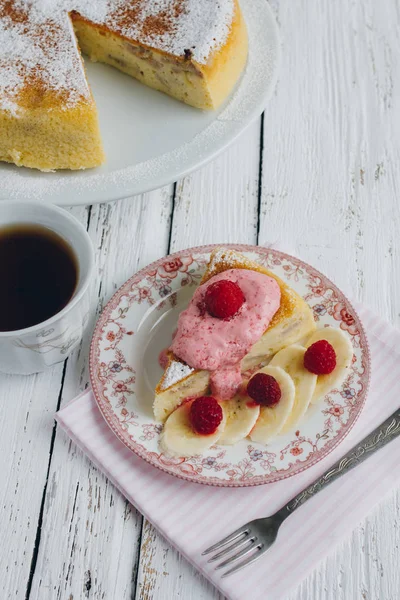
[0,0,280,206]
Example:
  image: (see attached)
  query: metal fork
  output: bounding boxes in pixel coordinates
[203,408,400,577]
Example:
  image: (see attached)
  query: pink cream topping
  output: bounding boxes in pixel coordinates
[158,348,169,370]
[170,269,281,397]
[210,363,242,400]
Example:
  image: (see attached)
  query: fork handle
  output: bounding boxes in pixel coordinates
[281,408,400,516]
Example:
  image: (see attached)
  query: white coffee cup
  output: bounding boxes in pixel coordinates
[0,201,94,375]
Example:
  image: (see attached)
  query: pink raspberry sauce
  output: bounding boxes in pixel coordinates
[170,269,281,399]
[210,363,242,400]
[158,348,169,370]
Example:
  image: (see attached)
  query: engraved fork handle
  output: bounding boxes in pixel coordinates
[280,409,400,516]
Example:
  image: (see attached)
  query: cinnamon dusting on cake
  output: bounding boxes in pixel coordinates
[16,70,87,109]
[106,2,141,32]
[142,12,173,39]
[141,1,183,40]
[0,0,29,26]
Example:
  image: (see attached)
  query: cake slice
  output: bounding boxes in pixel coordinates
[154,248,316,422]
[0,2,105,171]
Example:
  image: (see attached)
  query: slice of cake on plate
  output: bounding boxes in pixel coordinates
[154,248,316,422]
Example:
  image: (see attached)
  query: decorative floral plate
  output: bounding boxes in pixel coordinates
[89,244,370,487]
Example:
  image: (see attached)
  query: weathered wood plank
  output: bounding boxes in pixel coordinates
[0,365,65,599]
[169,123,260,250]
[259,1,400,599]
[27,189,173,600]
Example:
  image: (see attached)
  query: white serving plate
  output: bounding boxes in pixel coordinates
[0,0,280,206]
[89,245,370,487]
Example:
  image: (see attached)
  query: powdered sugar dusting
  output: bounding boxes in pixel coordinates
[206,247,256,276]
[0,0,91,115]
[0,0,235,115]
[208,248,239,269]
[81,0,235,64]
[161,360,194,390]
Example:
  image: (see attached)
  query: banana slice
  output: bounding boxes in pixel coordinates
[160,400,226,458]
[270,345,317,433]
[219,395,260,445]
[249,366,295,444]
[305,327,353,403]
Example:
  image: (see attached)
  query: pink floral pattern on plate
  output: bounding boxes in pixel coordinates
[90,244,370,488]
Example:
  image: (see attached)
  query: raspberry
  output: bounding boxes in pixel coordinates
[204,280,245,319]
[247,373,281,407]
[304,340,336,375]
[190,396,223,435]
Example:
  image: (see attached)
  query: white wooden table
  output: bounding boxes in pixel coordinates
[2,0,400,598]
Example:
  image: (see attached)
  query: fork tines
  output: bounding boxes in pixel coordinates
[203,526,265,577]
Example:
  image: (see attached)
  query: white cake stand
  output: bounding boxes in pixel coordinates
[0,0,280,206]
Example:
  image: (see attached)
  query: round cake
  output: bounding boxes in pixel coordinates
[0,0,248,171]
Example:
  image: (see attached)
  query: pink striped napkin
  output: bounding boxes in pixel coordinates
[56,304,400,600]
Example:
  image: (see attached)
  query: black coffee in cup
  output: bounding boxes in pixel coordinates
[0,224,78,331]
